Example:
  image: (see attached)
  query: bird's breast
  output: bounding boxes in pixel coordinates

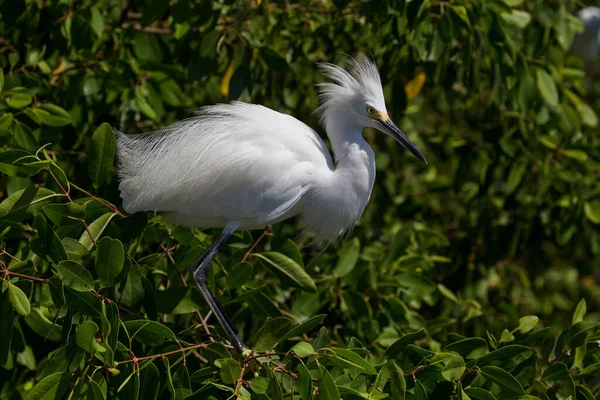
[299,144,376,243]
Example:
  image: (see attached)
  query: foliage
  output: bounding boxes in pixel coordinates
[1,0,600,399]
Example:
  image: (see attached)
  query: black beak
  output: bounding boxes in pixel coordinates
[378,119,427,165]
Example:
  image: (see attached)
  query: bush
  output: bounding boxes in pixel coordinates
[1,0,599,399]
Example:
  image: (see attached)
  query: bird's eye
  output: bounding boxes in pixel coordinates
[366,106,376,116]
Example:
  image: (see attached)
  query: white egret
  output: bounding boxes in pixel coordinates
[114,54,427,352]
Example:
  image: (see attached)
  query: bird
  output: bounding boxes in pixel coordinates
[114,54,427,353]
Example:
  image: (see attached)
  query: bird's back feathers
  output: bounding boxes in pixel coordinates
[115,102,333,229]
[116,55,385,242]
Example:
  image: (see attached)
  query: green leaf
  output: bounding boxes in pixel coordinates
[0,148,28,176]
[385,329,426,360]
[442,356,465,381]
[414,379,428,400]
[9,284,31,316]
[584,200,600,224]
[88,123,115,188]
[318,367,340,400]
[320,348,377,375]
[480,365,525,397]
[39,343,83,380]
[569,321,599,348]
[0,289,14,366]
[42,203,85,225]
[437,283,459,302]
[541,362,570,383]
[133,32,163,63]
[0,187,57,221]
[476,345,533,366]
[517,315,539,333]
[152,71,185,107]
[90,7,104,37]
[333,237,360,277]
[390,362,406,399]
[563,149,588,162]
[79,212,116,250]
[252,317,293,352]
[219,359,242,385]
[7,93,32,109]
[573,299,586,324]
[464,388,497,400]
[24,372,71,400]
[296,362,312,400]
[135,85,158,120]
[445,338,489,359]
[280,314,327,342]
[76,321,99,353]
[86,380,105,400]
[261,46,287,71]
[254,252,316,292]
[225,262,253,288]
[83,75,101,96]
[119,262,144,307]
[64,288,101,316]
[451,5,471,27]
[458,384,472,400]
[13,123,37,151]
[577,103,598,127]
[21,160,52,175]
[291,342,314,358]
[506,160,527,195]
[249,377,270,394]
[56,260,94,292]
[536,69,558,107]
[139,361,160,400]
[123,320,176,346]
[501,10,531,28]
[95,237,124,287]
[63,238,89,262]
[500,329,514,343]
[0,112,12,129]
[34,104,72,127]
[23,308,62,341]
[31,214,68,263]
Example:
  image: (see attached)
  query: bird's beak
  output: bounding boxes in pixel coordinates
[377,118,427,165]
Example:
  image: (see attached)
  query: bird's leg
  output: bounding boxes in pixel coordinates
[189,226,245,352]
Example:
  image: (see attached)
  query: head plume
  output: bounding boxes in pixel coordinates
[316,54,385,120]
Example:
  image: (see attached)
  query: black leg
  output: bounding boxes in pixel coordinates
[189,226,245,352]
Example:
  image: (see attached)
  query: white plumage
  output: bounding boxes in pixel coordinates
[115,54,427,352]
[115,54,426,243]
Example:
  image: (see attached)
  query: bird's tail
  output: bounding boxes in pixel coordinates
[113,128,146,213]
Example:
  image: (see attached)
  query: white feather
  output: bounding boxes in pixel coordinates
[115,55,396,243]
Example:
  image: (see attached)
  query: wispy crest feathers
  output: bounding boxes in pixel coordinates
[316,53,384,119]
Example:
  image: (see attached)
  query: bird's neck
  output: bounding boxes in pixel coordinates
[324,111,374,168]
[324,110,376,205]
[297,111,377,242]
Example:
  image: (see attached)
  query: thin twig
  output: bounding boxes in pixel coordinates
[161,242,214,341]
[241,226,273,263]
[2,269,48,283]
[116,343,207,365]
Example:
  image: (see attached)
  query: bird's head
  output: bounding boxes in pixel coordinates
[317,54,427,165]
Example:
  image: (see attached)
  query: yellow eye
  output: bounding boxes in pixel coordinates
[366,106,376,116]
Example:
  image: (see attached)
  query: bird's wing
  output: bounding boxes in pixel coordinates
[115,102,333,225]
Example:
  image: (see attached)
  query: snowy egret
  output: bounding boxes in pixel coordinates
[115,54,427,352]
